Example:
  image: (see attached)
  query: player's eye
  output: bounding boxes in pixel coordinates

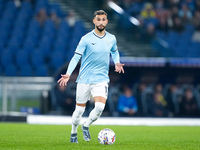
[97,18,106,21]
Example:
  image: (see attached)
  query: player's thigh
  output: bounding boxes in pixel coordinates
[91,82,108,101]
[93,96,107,104]
[76,83,91,104]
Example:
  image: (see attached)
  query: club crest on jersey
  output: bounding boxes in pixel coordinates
[106,41,111,46]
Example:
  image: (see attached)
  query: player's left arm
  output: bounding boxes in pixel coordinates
[110,36,125,74]
[111,50,125,73]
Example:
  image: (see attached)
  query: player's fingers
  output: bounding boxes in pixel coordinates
[60,81,63,86]
[121,67,124,73]
[119,68,121,73]
[57,78,62,83]
[61,81,65,86]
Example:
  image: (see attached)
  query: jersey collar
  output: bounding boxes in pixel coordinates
[92,29,106,39]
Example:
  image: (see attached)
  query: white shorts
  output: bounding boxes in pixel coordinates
[76,82,109,104]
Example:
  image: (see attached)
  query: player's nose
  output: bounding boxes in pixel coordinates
[99,19,104,24]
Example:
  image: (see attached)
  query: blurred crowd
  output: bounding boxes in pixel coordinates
[108,82,199,118]
[109,0,200,42]
[133,82,200,118]
[35,7,77,29]
[50,81,200,118]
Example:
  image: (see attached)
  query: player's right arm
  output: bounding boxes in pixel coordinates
[57,37,86,86]
[57,53,81,86]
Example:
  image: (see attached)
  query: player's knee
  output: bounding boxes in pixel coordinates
[74,105,85,116]
[94,102,105,115]
[72,105,85,125]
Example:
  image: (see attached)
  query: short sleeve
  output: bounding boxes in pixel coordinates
[111,36,118,52]
[75,37,87,55]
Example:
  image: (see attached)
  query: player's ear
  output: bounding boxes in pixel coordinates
[93,19,95,24]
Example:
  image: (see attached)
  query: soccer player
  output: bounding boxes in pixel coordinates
[57,10,124,143]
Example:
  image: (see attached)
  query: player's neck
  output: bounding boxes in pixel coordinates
[94,28,106,36]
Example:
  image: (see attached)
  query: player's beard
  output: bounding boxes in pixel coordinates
[96,25,105,32]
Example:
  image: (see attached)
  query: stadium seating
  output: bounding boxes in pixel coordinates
[0,0,86,76]
[15,50,29,69]
[50,51,65,71]
[0,50,14,68]
[19,64,33,76]
[1,0,198,77]
[30,50,45,69]
[49,2,63,17]
[53,38,68,53]
[4,64,18,76]
[155,28,200,58]
[35,64,48,76]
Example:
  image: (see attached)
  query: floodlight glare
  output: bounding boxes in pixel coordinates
[107,1,124,14]
[129,16,140,26]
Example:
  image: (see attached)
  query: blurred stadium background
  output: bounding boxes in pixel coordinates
[0,0,200,121]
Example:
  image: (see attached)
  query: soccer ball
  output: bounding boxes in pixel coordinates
[98,128,116,145]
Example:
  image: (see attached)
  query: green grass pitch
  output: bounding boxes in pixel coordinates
[0,123,200,150]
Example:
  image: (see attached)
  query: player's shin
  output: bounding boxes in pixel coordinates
[84,102,105,127]
[71,105,85,134]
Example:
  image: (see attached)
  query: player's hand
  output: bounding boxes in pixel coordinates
[115,63,125,73]
[57,74,70,86]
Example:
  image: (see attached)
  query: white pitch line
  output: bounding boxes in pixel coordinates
[27,115,200,126]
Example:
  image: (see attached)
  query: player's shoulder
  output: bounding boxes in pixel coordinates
[81,30,94,40]
[105,31,116,39]
[105,31,116,42]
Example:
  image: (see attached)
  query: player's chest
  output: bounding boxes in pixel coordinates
[87,39,113,52]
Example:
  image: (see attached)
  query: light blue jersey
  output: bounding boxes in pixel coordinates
[66,30,120,84]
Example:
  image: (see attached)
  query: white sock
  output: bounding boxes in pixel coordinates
[84,102,105,127]
[71,105,85,134]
